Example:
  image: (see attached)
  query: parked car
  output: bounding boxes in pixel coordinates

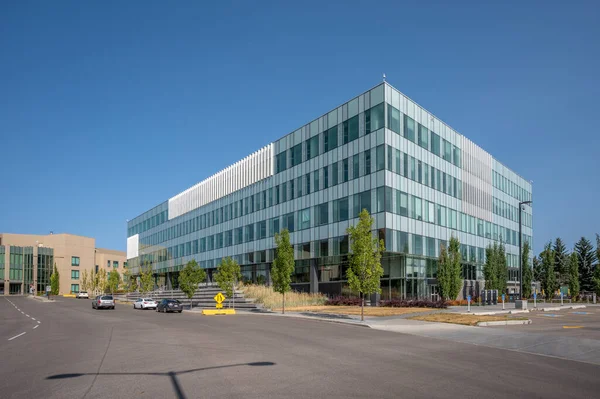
[134,298,158,310]
[92,295,115,310]
[156,299,182,313]
[76,291,89,299]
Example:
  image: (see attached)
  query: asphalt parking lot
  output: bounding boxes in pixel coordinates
[2,296,600,399]
[492,306,600,339]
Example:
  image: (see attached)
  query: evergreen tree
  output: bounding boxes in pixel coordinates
[521,240,532,298]
[346,209,385,321]
[574,237,596,291]
[272,229,295,314]
[568,252,580,299]
[553,238,568,286]
[541,243,557,300]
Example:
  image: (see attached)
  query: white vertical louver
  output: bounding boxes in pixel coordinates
[168,143,274,220]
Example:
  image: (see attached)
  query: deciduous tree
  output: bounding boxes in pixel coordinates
[178,260,206,309]
[108,269,121,294]
[346,209,385,321]
[50,263,60,295]
[272,229,295,314]
[437,236,462,301]
[215,257,242,308]
[541,243,557,300]
[568,252,580,299]
[80,269,89,293]
[97,268,108,294]
[139,261,154,296]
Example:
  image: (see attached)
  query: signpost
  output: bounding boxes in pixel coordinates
[502,294,505,310]
[533,291,537,308]
[214,292,225,309]
[560,291,564,307]
[467,295,471,313]
[46,285,51,300]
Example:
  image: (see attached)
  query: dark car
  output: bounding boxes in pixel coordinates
[156,299,182,313]
[92,295,115,310]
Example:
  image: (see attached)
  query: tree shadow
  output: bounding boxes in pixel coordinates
[47,361,275,399]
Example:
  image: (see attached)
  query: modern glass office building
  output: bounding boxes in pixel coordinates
[126,82,533,300]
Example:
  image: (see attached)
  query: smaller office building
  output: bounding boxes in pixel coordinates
[0,233,126,295]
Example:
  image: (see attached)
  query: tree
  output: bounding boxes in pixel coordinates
[121,268,132,293]
[214,257,242,308]
[533,256,543,283]
[108,269,121,294]
[568,252,580,299]
[593,264,600,297]
[80,269,89,293]
[272,229,295,315]
[178,260,206,309]
[437,236,462,301]
[346,209,385,321]
[553,238,568,287]
[483,243,498,290]
[97,268,108,294]
[139,261,154,296]
[540,243,557,300]
[496,243,508,294]
[575,237,596,291]
[50,263,60,295]
[521,240,533,299]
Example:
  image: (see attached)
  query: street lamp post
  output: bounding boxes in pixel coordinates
[519,200,533,299]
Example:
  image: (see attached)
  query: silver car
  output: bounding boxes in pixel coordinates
[92,295,115,310]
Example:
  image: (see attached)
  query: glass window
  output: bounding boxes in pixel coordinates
[314,170,320,192]
[353,190,371,216]
[397,231,409,253]
[394,148,400,174]
[333,198,349,222]
[431,132,441,156]
[307,135,319,160]
[376,145,385,171]
[324,126,338,152]
[113,261,119,268]
[343,115,359,144]
[283,212,295,232]
[387,104,401,134]
[70,284,79,293]
[415,196,423,220]
[71,270,79,279]
[404,115,415,142]
[352,154,360,179]
[443,139,452,162]
[298,208,310,230]
[365,103,384,134]
[71,256,80,266]
[364,150,371,175]
[412,234,423,256]
[281,182,287,202]
[418,124,429,149]
[396,191,408,216]
[342,158,349,182]
[315,203,329,226]
[323,166,329,189]
[453,146,461,167]
[305,173,311,195]
[332,162,339,186]
[275,152,287,173]
[319,240,329,257]
[269,218,280,236]
[290,179,295,200]
[258,221,267,239]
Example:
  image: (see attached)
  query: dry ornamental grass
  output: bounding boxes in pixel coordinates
[410,313,527,326]
[241,284,327,309]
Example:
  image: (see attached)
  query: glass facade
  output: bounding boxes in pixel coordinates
[126,82,533,299]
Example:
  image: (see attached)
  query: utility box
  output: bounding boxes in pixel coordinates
[370,292,380,307]
[515,300,528,310]
[491,290,498,305]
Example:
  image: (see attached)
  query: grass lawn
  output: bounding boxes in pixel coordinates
[276,306,436,317]
[410,313,528,326]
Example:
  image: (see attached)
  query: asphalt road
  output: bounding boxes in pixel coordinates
[1,296,599,399]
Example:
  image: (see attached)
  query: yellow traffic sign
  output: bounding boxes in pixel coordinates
[214,292,226,307]
[216,303,223,309]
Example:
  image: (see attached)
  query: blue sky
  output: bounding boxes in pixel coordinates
[1,0,598,253]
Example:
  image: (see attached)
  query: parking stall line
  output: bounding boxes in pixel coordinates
[8,332,26,341]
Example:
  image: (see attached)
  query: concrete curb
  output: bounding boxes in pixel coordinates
[248,311,372,328]
[536,305,587,312]
[477,319,532,326]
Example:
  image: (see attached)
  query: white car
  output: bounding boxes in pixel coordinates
[76,291,89,299]
[133,298,158,310]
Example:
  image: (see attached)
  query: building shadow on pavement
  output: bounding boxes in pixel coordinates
[46,361,276,399]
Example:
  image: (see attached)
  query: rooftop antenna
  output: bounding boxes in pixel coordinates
[383,73,386,82]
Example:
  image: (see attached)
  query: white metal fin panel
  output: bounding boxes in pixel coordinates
[127,234,139,260]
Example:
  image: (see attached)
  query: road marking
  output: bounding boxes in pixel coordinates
[25,314,30,317]
[8,332,26,341]
[571,312,590,315]
[540,314,562,318]
[33,325,39,330]
[563,326,584,329]
[31,318,36,321]
[37,321,41,324]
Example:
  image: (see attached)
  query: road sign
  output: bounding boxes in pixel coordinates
[216,303,223,309]
[502,294,505,302]
[467,295,471,302]
[46,285,51,292]
[214,292,225,303]
[533,292,537,299]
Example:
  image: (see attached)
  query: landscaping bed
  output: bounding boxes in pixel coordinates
[409,313,528,326]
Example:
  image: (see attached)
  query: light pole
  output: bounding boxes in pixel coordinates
[519,200,533,299]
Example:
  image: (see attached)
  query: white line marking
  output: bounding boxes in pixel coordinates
[8,332,26,341]
[31,318,36,321]
[37,321,40,324]
[25,314,30,317]
[21,311,24,314]
[33,325,39,330]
